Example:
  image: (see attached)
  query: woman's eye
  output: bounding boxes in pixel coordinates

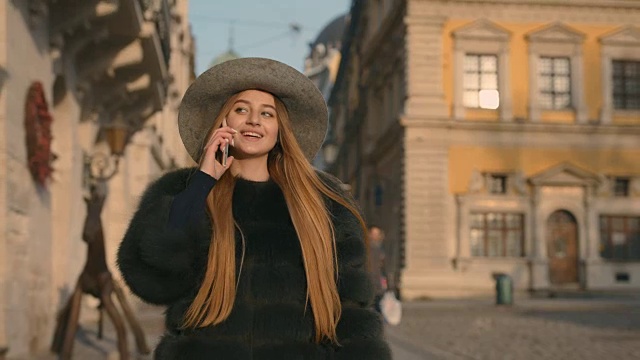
[262,112,274,118]
[235,107,247,114]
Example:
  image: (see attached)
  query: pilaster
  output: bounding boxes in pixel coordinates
[404,14,448,118]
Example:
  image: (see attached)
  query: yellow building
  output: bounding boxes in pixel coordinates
[329,0,640,299]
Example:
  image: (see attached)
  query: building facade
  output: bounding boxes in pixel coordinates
[0,0,194,358]
[330,0,640,299]
[304,14,347,170]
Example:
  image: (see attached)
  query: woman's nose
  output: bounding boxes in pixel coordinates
[246,111,260,125]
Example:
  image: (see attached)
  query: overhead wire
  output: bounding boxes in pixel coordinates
[190,14,317,33]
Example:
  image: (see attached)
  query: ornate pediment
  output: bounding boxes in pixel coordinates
[526,23,585,44]
[452,19,511,42]
[529,162,600,187]
[600,26,640,46]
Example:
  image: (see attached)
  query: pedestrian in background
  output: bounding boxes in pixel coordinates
[368,225,388,313]
[116,58,391,359]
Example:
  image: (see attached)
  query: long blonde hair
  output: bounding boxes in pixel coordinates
[181,92,367,344]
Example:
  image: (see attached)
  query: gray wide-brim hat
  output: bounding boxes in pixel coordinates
[178,57,328,162]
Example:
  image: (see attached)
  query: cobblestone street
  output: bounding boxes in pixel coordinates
[24,294,640,359]
[388,295,640,360]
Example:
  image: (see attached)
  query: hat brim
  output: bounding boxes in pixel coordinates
[178,57,328,162]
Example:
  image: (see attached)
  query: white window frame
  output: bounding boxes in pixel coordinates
[456,195,531,260]
[526,23,587,123]
[600,26,640,123]
[452,19,512,121]
[456,170,531,261]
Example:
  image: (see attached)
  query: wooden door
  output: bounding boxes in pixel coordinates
[547,210,579,285]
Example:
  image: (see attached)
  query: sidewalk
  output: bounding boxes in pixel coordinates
[27,304,165,360]
[386,294,640,360]
[24,292,640,359]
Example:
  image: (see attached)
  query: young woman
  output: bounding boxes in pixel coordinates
[117,58,391,359]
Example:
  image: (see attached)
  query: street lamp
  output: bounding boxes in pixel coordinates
[84,113,129,183]
[104,114,129,157]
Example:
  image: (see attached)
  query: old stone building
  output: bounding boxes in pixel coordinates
[304,13,347,170]
[329,0,640,299]
[0,0,194,358]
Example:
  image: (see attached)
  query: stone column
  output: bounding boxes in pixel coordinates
[529,187,548,290]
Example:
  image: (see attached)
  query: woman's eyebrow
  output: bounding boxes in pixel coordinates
[234,99,276,111]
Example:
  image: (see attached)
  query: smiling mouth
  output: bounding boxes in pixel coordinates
[241,131,263,139]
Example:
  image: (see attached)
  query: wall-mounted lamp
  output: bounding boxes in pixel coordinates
[84,113,130,184]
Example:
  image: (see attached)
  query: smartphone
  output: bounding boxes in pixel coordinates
[216,118,229,166]
[221,142,229,167]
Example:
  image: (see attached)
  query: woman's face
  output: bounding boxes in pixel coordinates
[225,90,279,160]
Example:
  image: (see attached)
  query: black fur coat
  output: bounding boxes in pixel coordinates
[117,168,392,360]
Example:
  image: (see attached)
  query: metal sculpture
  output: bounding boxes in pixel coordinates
[51,180,150,359]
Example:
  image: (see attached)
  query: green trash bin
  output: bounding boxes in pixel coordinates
[495,273,513,305]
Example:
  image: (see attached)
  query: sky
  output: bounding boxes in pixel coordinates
[188,0,351,75]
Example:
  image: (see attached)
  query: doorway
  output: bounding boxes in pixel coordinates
[546,210,579,285]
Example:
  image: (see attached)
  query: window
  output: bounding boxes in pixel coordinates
[470,212,524,257]
[452,19,512,120]
[600,26,640,123]
[600,215,640,261]
[488,174,507,194]
[463,54,500,109]
[613,60,640,110]
[614,177,630,197]
[526,23,586,122]
[539,57,571,109]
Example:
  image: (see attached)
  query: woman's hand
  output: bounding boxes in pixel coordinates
[200,125,237,179]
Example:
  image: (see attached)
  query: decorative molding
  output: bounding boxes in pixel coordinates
[455,192,531,260]
[432,0,640,8]
[596,174,612,197]
[526,23,587,123]
[452,18,511,42]
[528,162,600,187]
[465,169,528,196]
[400,115,640,136]
[599,25,640,46]
[452,19,513,121]
[526,22,586,44]
[411,1,640,28]
[599,26,640,124]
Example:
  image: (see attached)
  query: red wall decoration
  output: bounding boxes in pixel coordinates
[24,81,54,187]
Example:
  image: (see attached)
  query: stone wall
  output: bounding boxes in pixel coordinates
[1,1,56,355]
